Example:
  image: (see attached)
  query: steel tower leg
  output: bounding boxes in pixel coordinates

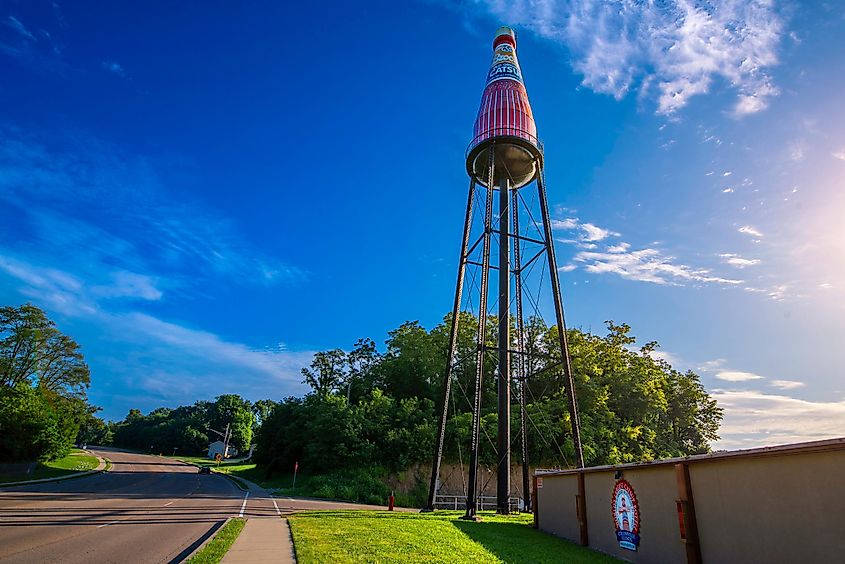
[463,148,496,520]
[424,177,477,512]
[537,164,586,469]
[512,189,531,512]
[496,176,511,515]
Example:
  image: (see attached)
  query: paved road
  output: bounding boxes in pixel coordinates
[0,449,245,564]
[0,449,398,563]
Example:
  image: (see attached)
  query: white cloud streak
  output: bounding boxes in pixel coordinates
[449,0,784,115]
[553,216,742,286]
[101,60,127,78]
[719,253,761,268]
[770,379,805,390]
[6,16,36,41]
[712,389,845,450]
[716,370,764,382]
[0,253,313,413]
[738,225,763,238]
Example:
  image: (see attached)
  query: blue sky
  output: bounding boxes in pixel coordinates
[1,1,844,449]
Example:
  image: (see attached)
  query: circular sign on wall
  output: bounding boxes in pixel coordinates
[612,479,641,551]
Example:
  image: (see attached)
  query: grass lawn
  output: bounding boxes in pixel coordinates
[288,510,620,564]
[185,518,246,564]
[0,449,99,484]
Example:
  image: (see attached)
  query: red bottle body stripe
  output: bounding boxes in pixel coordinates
[471,27,538,150]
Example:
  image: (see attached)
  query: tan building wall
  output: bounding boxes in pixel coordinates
[535,438,845,563]
[693,450,845,563]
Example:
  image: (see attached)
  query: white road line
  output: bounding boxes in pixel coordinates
[97,520,120,529]
[238,491,250,517]
[272,497,280,515]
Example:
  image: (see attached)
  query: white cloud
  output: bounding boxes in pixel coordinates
[551,216,619,243]
[449,0,784,115]
[93,271,162,301]
[606,243,631,253]
[711,389,845,450]
[6,16,36,41]
[553,216,742,287]
[733,94,769,117]
[573,246,742,286]
[698,358,727,372]
[832,149,845,161]
[0,255,161,315]
[719,253,761,268]
[738,225,763,237]
[101,60,127,78]
[580,222,617,242]
[716,370,764,382]
[788,141,805,161]
[723,171,732,177]
[0,253,314,413]
[722,188,734,193]
[0,128,304,288]
[551,218,579,230]
[770,380,805,390]
[558,264,577,272]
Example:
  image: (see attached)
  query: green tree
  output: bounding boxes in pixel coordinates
[301,349,346,398]
[1,304,90,398]
[211,394,254,453]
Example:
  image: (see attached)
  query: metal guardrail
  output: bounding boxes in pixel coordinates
[434,494,524,512]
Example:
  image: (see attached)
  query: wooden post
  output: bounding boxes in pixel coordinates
[576,471,589,546]
[675,463,702,564]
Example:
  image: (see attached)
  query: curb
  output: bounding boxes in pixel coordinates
[179,517,232,562]
[214,470,249,492]
[0,452,110,488]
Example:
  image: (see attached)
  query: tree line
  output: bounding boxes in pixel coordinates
[2,301,722,482]
[254,313,723,476]
[108,394,271,456]
[0,304,99,462]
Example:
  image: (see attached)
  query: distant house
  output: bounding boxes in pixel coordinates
[207,441,238,460]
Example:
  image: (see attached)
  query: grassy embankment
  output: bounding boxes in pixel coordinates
[288,510,620,563]
[185,518,246,564]
[0,449,99,484]
[171,456,416,506]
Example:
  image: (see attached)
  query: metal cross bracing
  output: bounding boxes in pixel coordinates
[424,142,585,520]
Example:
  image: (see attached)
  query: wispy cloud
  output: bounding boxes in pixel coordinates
[6,16,36,41]
[0,253,313,416]
[712,389,845,449]
[101,60,127,78]
[770,379,805,390]
[553,216,742,286]
[716,370,764,382]
[552,217,792,300]
[719,253,761,268]
[0,127,305,288]
[832,149,845,161]
[738,225,764,238]
[446,0,784,115]
[552,216,618,243]
[574,247,742,286]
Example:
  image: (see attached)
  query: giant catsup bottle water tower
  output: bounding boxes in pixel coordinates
[426,27,585,520]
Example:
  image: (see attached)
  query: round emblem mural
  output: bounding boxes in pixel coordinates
[611,479,641,551]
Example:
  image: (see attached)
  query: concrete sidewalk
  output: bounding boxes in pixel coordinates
[221,518,296,563]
